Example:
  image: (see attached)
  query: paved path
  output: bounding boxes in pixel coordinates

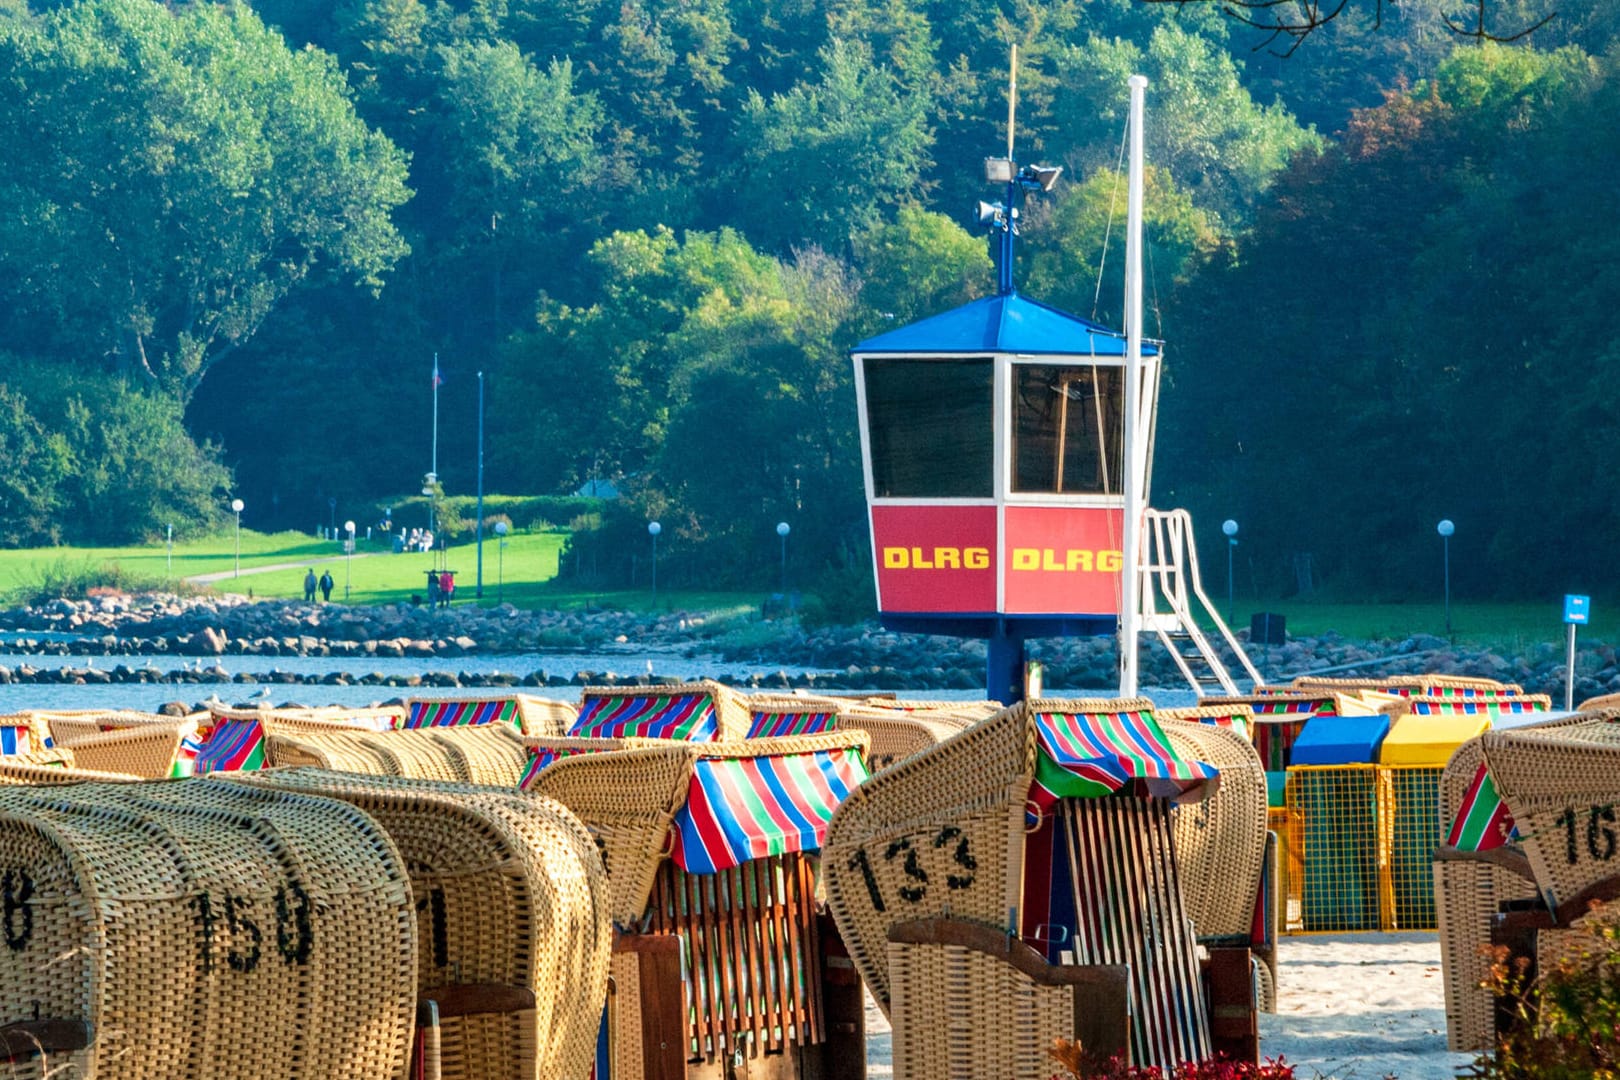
[185,552,377,585]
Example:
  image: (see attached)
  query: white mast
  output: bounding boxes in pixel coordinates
[1119,74,1147,697]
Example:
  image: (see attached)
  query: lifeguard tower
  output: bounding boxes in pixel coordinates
[852,75,1258,703]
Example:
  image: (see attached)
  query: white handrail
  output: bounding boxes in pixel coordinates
[1138,508,1263,693]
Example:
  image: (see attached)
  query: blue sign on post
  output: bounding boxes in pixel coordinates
[1565,594,1591,625]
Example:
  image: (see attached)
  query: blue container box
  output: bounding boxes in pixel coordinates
[1290,714,1391,766]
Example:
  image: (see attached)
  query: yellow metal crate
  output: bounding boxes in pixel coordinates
[1386,765,1444,930]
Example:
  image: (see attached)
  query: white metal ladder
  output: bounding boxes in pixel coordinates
[1137,509,1262,696]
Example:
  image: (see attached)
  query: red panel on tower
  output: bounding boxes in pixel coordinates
[871,505,997,613]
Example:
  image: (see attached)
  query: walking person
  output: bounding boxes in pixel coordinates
[303,568,317,602]
[318,570,334,603]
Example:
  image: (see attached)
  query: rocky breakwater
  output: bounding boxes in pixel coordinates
[1,594,1616,701]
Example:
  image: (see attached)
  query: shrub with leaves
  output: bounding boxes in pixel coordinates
[1049,1039,1296,1079]
[1474,906,1620,1079]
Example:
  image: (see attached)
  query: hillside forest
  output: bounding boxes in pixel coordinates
[0,0,1614,609]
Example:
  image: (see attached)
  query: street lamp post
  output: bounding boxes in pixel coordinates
[166,523,174,578]
[648,521,662,606]
[230,499,245,577]
[328,496,336,539]
[1438,519,1455,636]
[344,520,356,601]
[494,521,509,603]
[1221,519,1239,626]
[776,522,791,604]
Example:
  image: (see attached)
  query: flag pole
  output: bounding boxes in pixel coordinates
[476,371,485,599]
[432,353,440,479]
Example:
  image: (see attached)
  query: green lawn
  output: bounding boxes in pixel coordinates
[1209,599,1614,648]
[0,529,767,615]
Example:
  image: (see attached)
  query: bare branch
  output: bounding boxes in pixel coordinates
[1137,0,1555,53]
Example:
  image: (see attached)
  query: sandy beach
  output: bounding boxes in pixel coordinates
[865,931,1476,1079]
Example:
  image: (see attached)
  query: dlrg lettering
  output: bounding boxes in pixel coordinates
[882,547,991,570]
[1010,548,1122,573]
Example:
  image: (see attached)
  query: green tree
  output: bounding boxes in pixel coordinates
[853,207,992,325]
[0,0,410,402]
[0,381,70,546]
[733,39,933,254]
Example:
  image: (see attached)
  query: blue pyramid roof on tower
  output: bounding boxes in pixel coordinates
[852,290,1159,357]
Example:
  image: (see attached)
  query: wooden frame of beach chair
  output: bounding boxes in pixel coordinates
[233,768,611,1080]
[824,698,1221,1073]
[0,778,418,1080]
[570,681,751,742]
[532,731,872,1077]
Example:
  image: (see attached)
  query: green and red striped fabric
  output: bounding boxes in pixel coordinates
[1028,708,1218,818]
[745,710,836,739]
[670,748,869,873]
[1445,763,1516,851]
[517,744,613,788]
[569,692,718,740]
[406,698,518,729]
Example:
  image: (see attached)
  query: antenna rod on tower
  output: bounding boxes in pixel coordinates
[1006,43,1017,161]
[1119,74,1147,698]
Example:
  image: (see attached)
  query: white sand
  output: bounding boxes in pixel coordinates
[863,931,1477,1079]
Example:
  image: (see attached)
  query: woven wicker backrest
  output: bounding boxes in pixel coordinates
[839,705,968,772]
[195,708,386,775]
[514,696,576,736]
[0,779,417,1080]
[40,710,171,749]
[234,769,610,1080]
[0,760,140,785]
[571,680,750,741]
[57,722,190,779]
[514,735,644,790]
[824,703,1036,1006]
[1479,711,1620,907]
[863,698,1003,720]
[1158,718,1267,938]
[1200,692,1357,772]
[419,724,531,785]
[530,743,699,925]
[265,729,489,783]
[1293,674,1520,695]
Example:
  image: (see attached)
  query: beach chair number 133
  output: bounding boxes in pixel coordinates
[846,826,978,912]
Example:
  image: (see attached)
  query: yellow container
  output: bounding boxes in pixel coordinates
[1377,714,1491,765]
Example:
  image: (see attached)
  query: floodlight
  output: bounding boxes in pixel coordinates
[1021,164,1062,192]
[983,157,1014,183]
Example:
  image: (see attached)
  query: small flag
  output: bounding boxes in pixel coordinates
[431,358,443,388]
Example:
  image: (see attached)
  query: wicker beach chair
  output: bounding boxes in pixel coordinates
[264,727,523,784]
[1292,674,1523,698]
[530,731,872,1077]
[569,680,750,741]
[1430,711,1596,1051]
[0,759,141,784]
[824,698,1225,1074]
[235,768,611,1080]
[0,778,418,1079]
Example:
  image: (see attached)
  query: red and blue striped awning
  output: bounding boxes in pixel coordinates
[0,725,28,756]
[1029,708,1218,817]
[406,699,518,729]
[745,710,837,739]
[570,692,718,741]
[670,748,869,873]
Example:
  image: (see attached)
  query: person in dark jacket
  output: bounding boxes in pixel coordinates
[319,570,334,602]
[303,568,317,602]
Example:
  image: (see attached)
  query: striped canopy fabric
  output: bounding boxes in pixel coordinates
[670,748,869,874]
[405,698,518,729]
[1386,686,1519,698]
[1188,711,1251,741]
[516,744,617,788]
[1410,699,1543,716]
[0,725,30,757]
[1445,763,1516,852]
[1249,698,1335,772]
[1029,708,1219,817]
[569,692,719,741]
[745,709,837,739]
[194,718,269,774]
